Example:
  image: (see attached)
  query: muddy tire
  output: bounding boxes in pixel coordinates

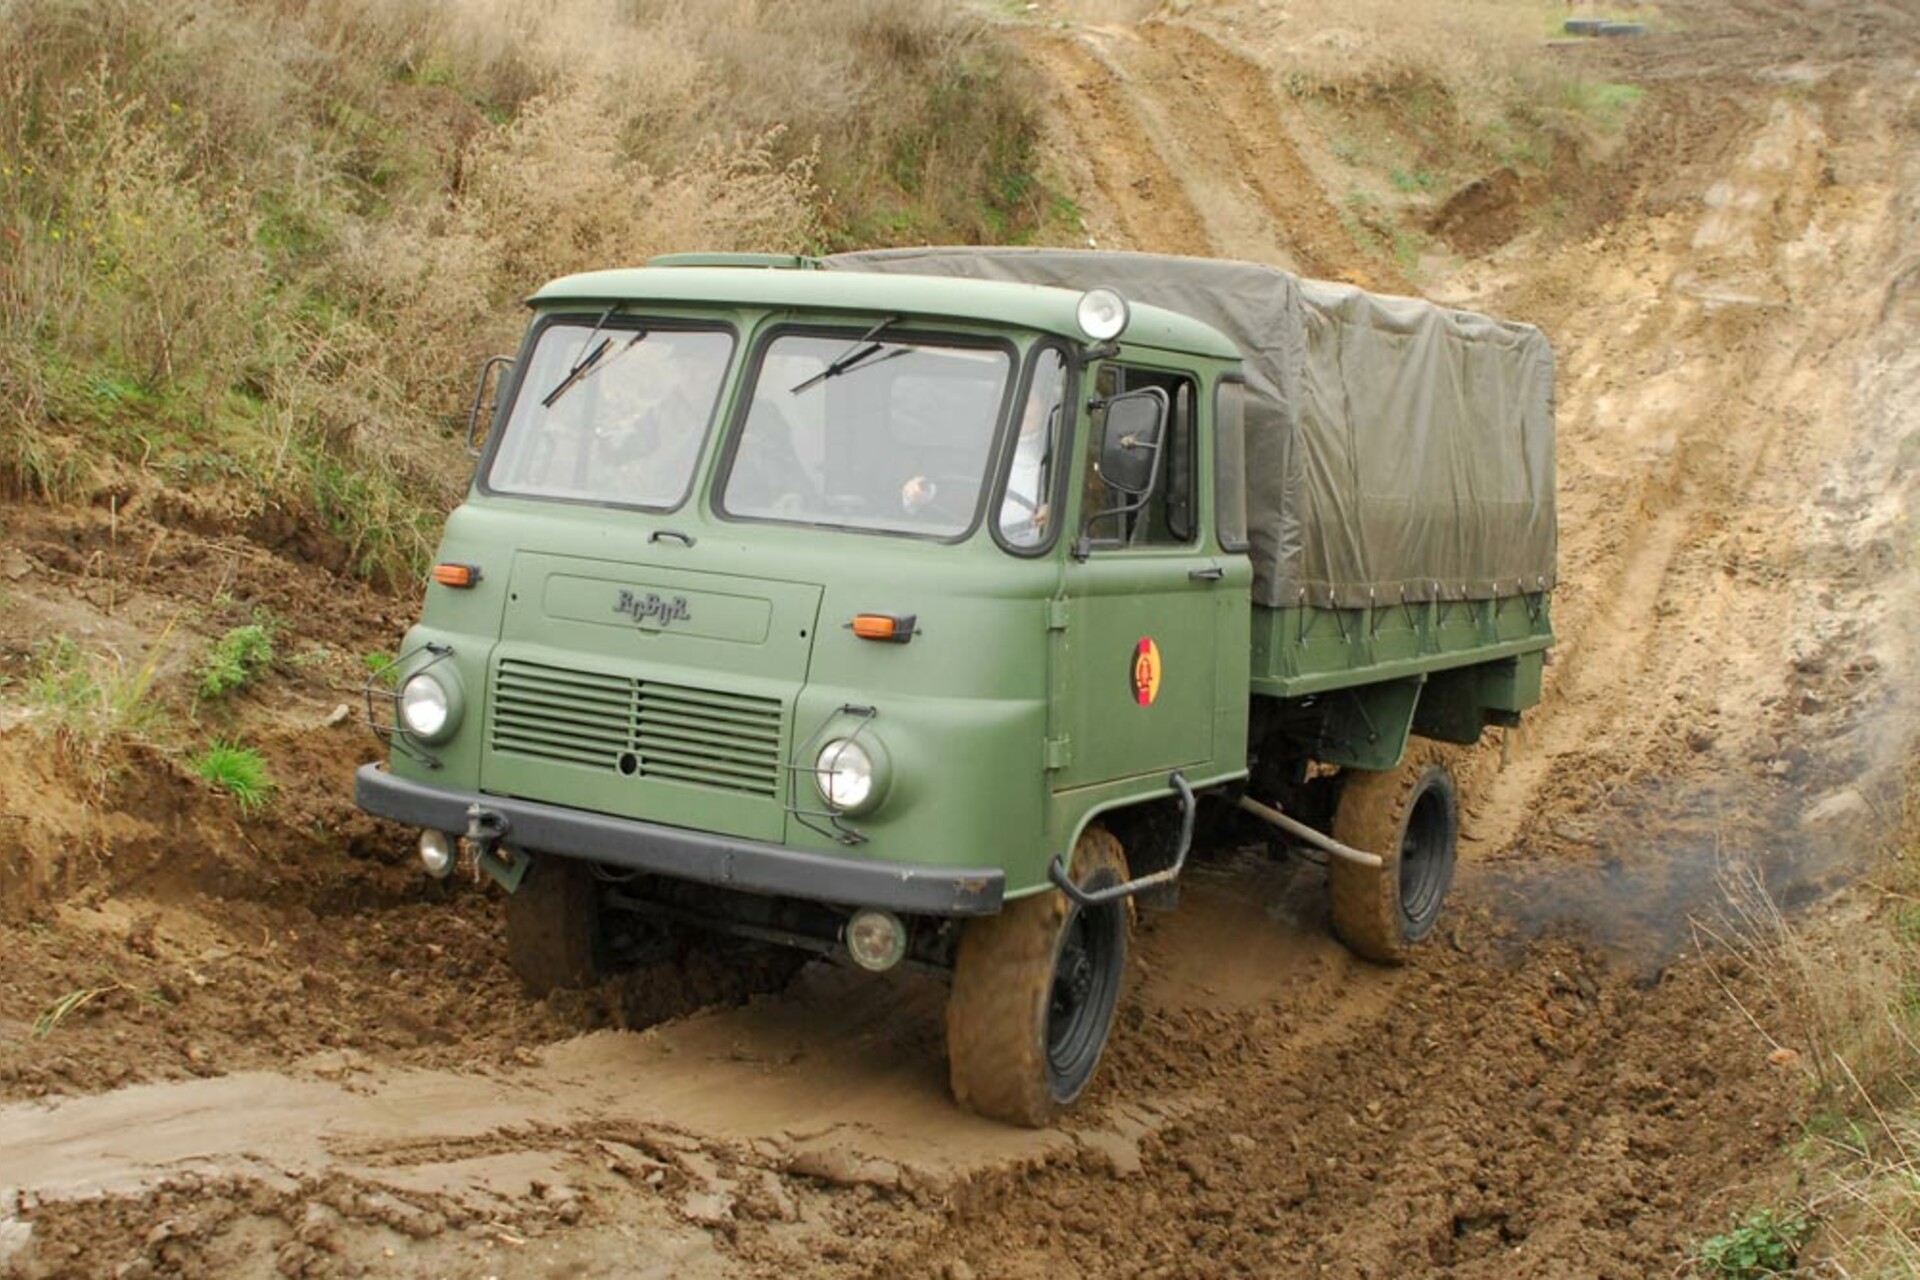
[946,828,1131,1127]
[505,853,603,996]
[1329,753,1458,965]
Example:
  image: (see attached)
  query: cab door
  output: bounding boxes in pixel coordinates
[1054,365,1225,789]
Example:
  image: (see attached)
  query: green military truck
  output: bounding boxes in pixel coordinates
[356,248,1555,1126]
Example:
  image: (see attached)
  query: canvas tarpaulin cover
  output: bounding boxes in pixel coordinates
[825,248,1556,609]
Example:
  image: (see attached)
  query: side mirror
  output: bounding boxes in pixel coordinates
[1074,387,1171,557]
[466,355,515,458]
[1096,388,1169,495]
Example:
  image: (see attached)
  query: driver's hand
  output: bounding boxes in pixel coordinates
[901,475,936,515]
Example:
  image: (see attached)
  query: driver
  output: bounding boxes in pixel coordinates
[999,355,1066,546]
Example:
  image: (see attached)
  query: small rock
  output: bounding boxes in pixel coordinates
[1228,1132,1257,1151]
[326,704,353,728]
[1077,1130,1143,1178]
[680,1190,734,1226]
[947,1261,978,1280]
[1767,1046,1801,1068]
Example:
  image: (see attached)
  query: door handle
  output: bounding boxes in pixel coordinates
[1187,566,1224,581]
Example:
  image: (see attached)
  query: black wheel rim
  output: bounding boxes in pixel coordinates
[1397,780,1454,939]
[1045,900,1124,1103]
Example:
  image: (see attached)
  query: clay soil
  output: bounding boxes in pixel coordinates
[3,0,1919,1275]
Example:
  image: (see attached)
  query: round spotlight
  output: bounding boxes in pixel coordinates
[419,829,455,879]
[1076,288,1131,342]
[845,908,908,972]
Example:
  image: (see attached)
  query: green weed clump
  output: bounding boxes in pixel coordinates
[1693,1208,1814,1278]
[191,740,275,813]
[197,623,276,700]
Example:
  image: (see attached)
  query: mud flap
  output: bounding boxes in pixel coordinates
[478,844,530,893]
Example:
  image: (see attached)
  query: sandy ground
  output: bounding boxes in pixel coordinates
[2,0,1917,1274]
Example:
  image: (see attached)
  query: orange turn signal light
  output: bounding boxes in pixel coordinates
[850,613,916,643]
[432,562,482,588]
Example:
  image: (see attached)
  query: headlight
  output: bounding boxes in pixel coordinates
[815,738,882,814]
[399,671,455,741]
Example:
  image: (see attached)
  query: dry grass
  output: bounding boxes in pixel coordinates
[0,0,1047,581]
[1692,776,1920,1273]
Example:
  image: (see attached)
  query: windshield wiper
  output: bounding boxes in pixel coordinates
[790,315,905,394]
[540,304,620,409]
[542,330,648,410]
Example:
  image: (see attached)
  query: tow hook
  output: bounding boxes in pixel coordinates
[464,803,527,892]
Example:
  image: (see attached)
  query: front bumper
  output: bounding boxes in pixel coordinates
[355,764,1005,917]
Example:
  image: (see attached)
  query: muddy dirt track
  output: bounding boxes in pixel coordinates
[3,0,1919,1275]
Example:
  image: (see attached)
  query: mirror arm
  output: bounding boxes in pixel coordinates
[1075,487,1153,555]
[465,355,516,458]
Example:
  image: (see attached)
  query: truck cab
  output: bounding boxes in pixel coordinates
[358,258,1252,1124]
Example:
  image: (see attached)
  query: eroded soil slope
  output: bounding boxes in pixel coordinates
[2,0,1918,1275]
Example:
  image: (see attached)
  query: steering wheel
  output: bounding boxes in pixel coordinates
[900,473,981,525]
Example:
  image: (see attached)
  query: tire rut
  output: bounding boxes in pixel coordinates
[1019,27,1214,255]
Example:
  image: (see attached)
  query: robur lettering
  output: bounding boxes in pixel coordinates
[614,589,692,627]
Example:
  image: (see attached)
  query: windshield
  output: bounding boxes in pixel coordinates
[486,318,734,510]
[719,332,1011,537]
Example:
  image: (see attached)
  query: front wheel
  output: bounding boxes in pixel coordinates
[946,827,1131,1127]
[1328,752,1459,964]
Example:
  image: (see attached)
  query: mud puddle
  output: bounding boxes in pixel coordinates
[0,860,1329,1276]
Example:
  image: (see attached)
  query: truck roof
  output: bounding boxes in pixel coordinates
[528,265,1243,360]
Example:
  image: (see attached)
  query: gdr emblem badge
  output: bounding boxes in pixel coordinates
[1131,637,1162,706]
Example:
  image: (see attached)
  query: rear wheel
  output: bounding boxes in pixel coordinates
[946,827,1131,1127]
[505,852,604,995]
[1329,753,1458,964]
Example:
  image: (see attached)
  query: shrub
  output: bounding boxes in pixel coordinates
[197,623,276,700]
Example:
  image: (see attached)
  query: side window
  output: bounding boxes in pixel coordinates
[1079,365,1197,549]
[998,348,1068,548]
[1216,377,1249,552]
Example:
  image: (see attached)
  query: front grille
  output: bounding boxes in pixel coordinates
[491,659,784,797]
